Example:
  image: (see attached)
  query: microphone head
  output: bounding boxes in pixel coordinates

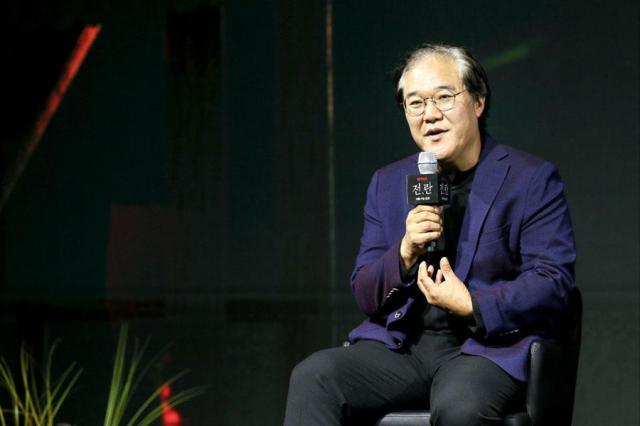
[418,151,438,174]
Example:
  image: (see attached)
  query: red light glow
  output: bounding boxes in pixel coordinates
[0,25,101,212]
[160,383,183,426]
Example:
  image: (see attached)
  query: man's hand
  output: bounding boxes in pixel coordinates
[417,257,473,317]
[400,205,443,271]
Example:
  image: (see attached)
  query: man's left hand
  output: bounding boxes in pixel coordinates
[417,257,473,317]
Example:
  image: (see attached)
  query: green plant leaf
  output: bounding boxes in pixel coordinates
[125,370,188,426]
[103,324,206,426]
[0,341,81,426]
[135,385,209,426]
[104,324,128,426]
[0,324,205,426]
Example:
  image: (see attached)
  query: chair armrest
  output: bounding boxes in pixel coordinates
[375,411,431,426]
[526,338,579,426]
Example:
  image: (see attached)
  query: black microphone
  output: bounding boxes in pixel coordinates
[406,152,450,252]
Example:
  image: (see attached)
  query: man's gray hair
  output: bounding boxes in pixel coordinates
[393,43,491,132]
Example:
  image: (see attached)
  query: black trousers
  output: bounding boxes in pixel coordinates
[283,331,525,426]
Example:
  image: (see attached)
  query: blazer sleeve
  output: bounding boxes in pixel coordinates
[472,162,577,339]
[350,171,410,317]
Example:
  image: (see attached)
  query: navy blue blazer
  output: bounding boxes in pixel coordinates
[348,135,576,381]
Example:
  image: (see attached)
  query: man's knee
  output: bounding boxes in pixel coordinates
[289,349,344,392]
[285,350,348,425]
[430,355,524,425]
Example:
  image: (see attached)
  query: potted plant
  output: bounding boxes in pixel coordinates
[0,324,206,426]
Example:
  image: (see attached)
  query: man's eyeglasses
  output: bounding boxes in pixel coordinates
[403,89,467,116]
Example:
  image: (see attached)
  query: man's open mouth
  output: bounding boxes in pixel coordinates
[426,128,447,137]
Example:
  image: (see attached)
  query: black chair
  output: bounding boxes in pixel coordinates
[376,289,582,426]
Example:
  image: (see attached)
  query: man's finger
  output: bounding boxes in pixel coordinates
[410,210,442,221]
[412,232,443,245]
[412,205,441,214]
[412,220,443,231]
[417,261,428,292]
[418,262,435,291]
[408,232,442,246]
[440,257,454,280]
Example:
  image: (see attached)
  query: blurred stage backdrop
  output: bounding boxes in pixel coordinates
[1,0,637,424]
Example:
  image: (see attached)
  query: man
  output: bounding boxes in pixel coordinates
[284,43,576,425]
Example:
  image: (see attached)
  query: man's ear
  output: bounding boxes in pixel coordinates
[474,97,485,118]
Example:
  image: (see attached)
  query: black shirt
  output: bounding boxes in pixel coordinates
[399,166,485,336]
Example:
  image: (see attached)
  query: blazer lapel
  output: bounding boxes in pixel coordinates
[456,140,510,283]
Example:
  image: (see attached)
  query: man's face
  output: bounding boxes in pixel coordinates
[401,55,485,171]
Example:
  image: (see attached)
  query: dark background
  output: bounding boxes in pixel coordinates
[1,0,637,424]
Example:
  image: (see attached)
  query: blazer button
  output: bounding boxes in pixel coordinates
[394,311,402,319]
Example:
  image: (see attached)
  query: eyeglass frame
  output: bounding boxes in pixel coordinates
[402,89,468,116]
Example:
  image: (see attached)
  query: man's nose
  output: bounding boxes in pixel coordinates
[422,101,443,122]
